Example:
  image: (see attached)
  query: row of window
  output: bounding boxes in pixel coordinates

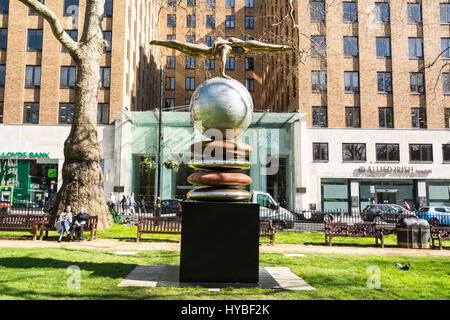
[310,71,450,95]
[0,29,112,53]
[311,35,449,60]
[0,0,113,17]
[165,77,255,92]
[168,0,255,9]
[166,55,255,71]
[0,102,110,125]
[312,142,450,163]
[167,14,255,29]
[312,107,450,129]
[310,2,450,25]
[0,65,110,89]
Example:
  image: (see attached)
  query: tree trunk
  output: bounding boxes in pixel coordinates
[53,22,112,230]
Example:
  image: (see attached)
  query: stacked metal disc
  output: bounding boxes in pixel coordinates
[186,77,254,202]
[187,140,253,201]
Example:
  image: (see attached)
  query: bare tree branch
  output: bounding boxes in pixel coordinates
[18,0,80,58]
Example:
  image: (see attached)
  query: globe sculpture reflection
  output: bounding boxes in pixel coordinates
[150,37,291,201]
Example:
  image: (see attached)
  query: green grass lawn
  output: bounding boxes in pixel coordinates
[0,248,448,300]
[1,224,449,248]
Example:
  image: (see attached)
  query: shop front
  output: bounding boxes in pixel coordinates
[126,112,299,208]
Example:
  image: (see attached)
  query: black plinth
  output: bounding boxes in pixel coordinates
[180,201,260,283]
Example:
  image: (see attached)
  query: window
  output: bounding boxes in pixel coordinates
[0,0,8,14]
[63,0,78,16]
[206,15,215,28]
[311,36,326,57]
[407,3,421,24]
[343,2,357,23]
[444,73,449,95]
[165,98,175,110]
[167,34,176,40]
[186,35,196,43]
[166,77,175,90]
[206,0,215,8]
[313,143,328,161]
[410,72,424,94]
[344,36,358,57]
[0,65,4,87]
[225,16,235,28]
[409,144,433,162]
[0,29,6,50]
[379,107,393,128]
[104,0,113,17]
[245,16,254,29]
[100,67,110,89]
[187,15,196,28]
[312,106,327,127]
[377,72,392,93]
[343,143,366,161]
[445,108,450,128]
[374,2,389,23]
[0,102,3,123]
[103,31,112,53]
[186,77,195,90]
[245,0,254,8]
[206,59,215,70]
[25,65,41,88]
[376,144,400,162]
[59,103,74,124]
[167,0,176,6]
[60,66,76,88]
[344,71,359,93]
[23,103,39,124]
[226,0,235,8]
[186,57,195,69]
[440,3,450,24]
[97,103,110,124]
[185,98,191,111]
[408,37,423,58]
[311,71,326,92]
[225,57,235,70]
[166,56,175,69]
[310,1,325,22]
[245,57,254,71]
[441,38,450,59]
[167,14,176,27]
[27,29,43,51]
[29,0,44,15]
[245,78,255,92]
[187,0,196,7]
[443,144,450,161]
[206,36,215,47]
[376,37,391,58]
[62,30,77,52]
[345,107,361,128]
[411,107,427,128]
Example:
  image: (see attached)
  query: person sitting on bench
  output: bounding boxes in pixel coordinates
[71,206,90,242]
[57,205,73,242]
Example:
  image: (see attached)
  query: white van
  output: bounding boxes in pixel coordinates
[250,191,296,230]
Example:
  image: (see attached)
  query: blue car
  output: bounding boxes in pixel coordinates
[416,206,450,226]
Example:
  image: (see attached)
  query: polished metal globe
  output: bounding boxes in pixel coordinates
[190,77,253,140]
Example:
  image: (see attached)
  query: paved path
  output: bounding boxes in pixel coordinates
[0,239,448,257]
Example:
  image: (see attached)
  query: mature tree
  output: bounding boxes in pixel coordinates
[18,0,113,229]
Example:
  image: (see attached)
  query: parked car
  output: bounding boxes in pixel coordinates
[160,199,182,217]
[416,206,450,226]
[361,204,417,223]
[292,210,334,222]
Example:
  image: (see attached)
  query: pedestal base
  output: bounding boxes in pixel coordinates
[179,201,260,283]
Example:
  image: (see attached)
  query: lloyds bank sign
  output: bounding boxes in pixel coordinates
[0,152,51,159]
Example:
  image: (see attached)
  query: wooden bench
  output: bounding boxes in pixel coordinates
[41,215,99,241]
[137,217,277,244]
[324,222,384,248]
[430,226,450,250]
[260,221,275,245]
[0,214,48,241]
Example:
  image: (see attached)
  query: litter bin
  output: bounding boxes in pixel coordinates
[397,218,430,249]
